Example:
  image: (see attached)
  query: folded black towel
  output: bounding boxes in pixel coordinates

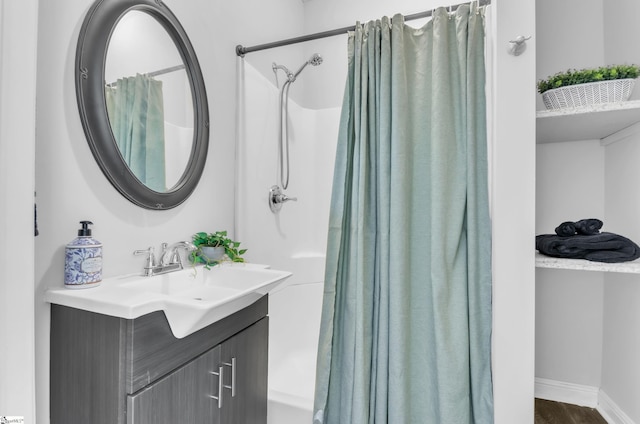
[555,221,576,237]
[554,218,602,236]
[574,218,603,235]
[536,232,640,263]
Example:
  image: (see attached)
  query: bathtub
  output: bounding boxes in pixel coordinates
[267,279,324,424]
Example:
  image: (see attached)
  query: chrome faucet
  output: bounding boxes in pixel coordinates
[134,241,196,277]
[161,241,196,267]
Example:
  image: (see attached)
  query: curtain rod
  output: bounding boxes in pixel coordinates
[236,0,490,57]
[105,64,186,87]
[146,64,185,78]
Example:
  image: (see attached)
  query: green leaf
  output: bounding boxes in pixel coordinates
[537,64,640,93]
[191,230,248,269]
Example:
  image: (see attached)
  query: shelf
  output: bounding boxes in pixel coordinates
[536,100,640,143]
[535,252,640,274]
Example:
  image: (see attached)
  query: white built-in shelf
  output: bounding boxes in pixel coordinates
[535,252,640,274]
[536,100,640,144]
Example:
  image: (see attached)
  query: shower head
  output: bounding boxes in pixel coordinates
[292,53,323,79]
[308,53,323,66]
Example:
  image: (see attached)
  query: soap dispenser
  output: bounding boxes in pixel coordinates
[64,220,102,289]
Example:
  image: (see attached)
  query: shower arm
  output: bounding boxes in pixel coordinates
[292,62,309,80]
[273,63,295,83]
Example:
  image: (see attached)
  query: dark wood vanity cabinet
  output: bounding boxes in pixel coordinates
[50,296,268,424]
[127,344,219,423]
[127,318,268,424]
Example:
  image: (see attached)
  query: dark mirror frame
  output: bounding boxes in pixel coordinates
[76,0,209,210]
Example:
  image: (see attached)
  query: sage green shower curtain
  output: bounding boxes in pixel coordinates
[314,4,493,424]
[105,74,166,192]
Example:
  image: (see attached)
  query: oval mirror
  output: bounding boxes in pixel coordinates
[76,0,209,209]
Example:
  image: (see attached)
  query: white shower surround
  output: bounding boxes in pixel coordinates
[237,61,340,422]
[237,61,339,263]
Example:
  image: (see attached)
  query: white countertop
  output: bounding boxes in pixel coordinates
[45,262,292,338]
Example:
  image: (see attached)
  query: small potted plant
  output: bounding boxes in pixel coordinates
[190,231,247,268]
[537,64,640,110]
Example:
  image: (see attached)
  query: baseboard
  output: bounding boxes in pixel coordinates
[534,378,637,424]
[535,377,599,407]
[597,390,636,424]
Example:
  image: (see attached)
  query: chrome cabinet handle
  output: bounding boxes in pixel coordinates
[222,358,236,397]
[209,366,224,409]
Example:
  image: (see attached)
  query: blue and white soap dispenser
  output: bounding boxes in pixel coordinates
[64,220,102,289]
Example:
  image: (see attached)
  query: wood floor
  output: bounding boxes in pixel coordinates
[535,399,608,424]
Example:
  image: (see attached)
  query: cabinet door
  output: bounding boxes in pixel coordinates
[221,317,268,424]
[127,345,221,424]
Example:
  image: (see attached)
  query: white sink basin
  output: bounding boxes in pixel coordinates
[45,263,292,338]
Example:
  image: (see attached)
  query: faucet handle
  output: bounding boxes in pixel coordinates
[134,247,156,275]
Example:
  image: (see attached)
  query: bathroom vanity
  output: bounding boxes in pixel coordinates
[46,250,290,423]
[50,295,268,424]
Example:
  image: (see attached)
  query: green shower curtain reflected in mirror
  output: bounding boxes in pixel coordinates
[314,4,493,423]
[105,74,167,192]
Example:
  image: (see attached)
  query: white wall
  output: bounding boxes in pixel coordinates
[33,0,304,422]
[0,0,38,422]
[603,0,640,75]
[536,0,605,110]
[601,3,640,422]
[602,134,640,423]
[490,1,536,422]
[230,1,305,107]
[600,273,640,423]
[536,0,605,78]
[535,140,605,388]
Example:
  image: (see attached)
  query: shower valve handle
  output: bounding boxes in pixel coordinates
[269,185,297,213]
[278,193,297,203]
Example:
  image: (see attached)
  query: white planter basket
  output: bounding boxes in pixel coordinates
[541,79,636,110]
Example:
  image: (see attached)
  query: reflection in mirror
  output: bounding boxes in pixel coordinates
[105,11,193,192]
